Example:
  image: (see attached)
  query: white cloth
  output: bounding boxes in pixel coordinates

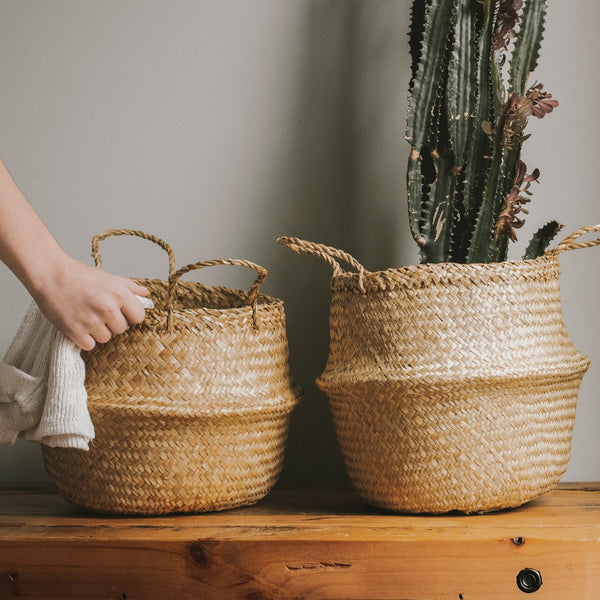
[0,296,153,450]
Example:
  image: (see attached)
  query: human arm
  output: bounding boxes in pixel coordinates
[0,158,148,351]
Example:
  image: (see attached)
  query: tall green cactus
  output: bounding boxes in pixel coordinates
[406,0,561,264]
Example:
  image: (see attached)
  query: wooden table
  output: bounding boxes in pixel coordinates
[0,483,598,599]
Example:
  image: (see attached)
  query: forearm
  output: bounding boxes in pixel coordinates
[0,158,67,296]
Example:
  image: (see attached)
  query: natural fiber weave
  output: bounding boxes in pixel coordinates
[279,225,600,513]
[43,230,300,515]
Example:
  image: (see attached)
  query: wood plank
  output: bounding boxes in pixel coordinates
[0,484,599,599]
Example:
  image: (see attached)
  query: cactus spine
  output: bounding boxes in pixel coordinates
[406,0,561,264]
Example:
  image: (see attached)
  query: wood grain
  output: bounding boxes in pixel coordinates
[0,484,598,599]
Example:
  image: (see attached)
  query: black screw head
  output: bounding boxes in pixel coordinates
[516,568,543,593]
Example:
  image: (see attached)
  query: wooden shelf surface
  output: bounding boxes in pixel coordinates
[1,483,599,599]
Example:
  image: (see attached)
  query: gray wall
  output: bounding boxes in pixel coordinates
[0,0,598,484]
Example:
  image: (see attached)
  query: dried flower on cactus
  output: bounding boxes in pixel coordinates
[500,93,530,149]
[493,0,524,52]
[499,83,557,150]
[495,160,540,242]
[522,82,559,118]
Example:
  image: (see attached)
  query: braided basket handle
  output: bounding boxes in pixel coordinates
[277,236,369,289]
[166,258,267,331]
[549,224,600,256]
[92,229,176,281]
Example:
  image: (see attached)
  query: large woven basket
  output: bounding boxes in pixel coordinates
[279,225,600,513]
[43,229,300,515]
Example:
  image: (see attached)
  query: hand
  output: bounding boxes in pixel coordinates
[31,253,150,351]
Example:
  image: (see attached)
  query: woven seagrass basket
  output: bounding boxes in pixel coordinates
[279,224,600,513]
[43,229,301,515]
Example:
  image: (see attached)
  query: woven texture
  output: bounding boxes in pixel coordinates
[43,230,300,515]
[279,225,600,513]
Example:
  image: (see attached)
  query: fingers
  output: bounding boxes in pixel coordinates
[70,326,108,351]
[85,291,147,348]
[120,293,147,325]
[72,309,135,351]
[83,295,146,349]
[106,311,129,336]
[90,323,113,345]
[69,292,148,351]
[126,278,149,297]
[74,333,96,352]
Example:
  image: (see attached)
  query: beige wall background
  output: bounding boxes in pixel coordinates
[0,0,598,484]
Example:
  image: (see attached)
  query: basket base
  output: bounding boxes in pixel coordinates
[42,408,295,515]
[325,376,580,514]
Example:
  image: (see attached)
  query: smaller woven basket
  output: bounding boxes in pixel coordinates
[43,229,301,515]
[279,224,600,514]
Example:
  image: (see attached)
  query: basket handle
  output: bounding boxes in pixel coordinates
[91,229,176,281]
[549,224,600,256]
[277,236,369,289]
[166,258,267,331]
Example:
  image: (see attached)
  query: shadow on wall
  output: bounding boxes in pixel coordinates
[269,0,412,485]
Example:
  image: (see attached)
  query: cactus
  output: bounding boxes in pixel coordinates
[406,0,561,264]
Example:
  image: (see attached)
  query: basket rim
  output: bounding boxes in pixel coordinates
[329,253,560,293]
[134,277,284,314]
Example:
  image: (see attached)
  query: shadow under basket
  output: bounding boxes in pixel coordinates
[279,225,600,514]
[43,230,300,515]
